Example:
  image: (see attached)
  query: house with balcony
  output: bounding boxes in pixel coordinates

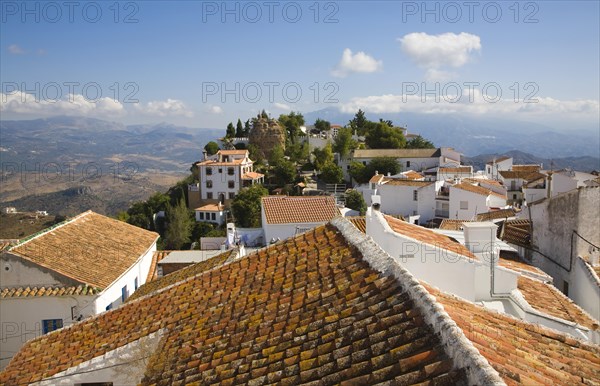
[484,156,513,179]
[449,182,507,220]
[0,211,159,369]
[188,149,264,209]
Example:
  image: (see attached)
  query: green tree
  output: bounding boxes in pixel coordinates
[231,184,269,228]
[235,119,244,137]
[226,122,235,138]
[204,141,220,156]
[345,189,367,215]
[273,160,297,186]
[333,127,357,158]
[285,141,309,164]
[268,145,286,166]
[319,162,344,184]
[248,144,264,164]
[406,135,435,149]
[349,161,367,183]
[244,119,251,136]
[349,158,401,184]
[348,109,369,135]
[312,142,334,170]
[278,111,305,144]
[164,196,194,249]
[365,122,406,149]
[314,118,331,132]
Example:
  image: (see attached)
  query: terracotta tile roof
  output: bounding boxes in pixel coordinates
[145,250,172,283]
[2,225,468,385]
[0,285,101,298]
[127,249,234,302]
[242,171,264,180]
[486,156,511,165]
[501,220,532,246]
[347,216,366,233]
[219,150,248,155]
[384,215,477,260]
[513,164,541,173]
[6,211,159,289]
[196,159,245,166]
[438,166,472,173]
[353,148,440,159]
[453,182,507,199]
[499,170,541,180]
[195,203,224,211]
[497,251,546,276]
[262,196,340,224]
[518,276,599,330]
[424,284,600,385]
[402,170,425,180]
[369,174,386,183]
[381,178,434,187]
[476,208,518,221]
[438,219,473,231]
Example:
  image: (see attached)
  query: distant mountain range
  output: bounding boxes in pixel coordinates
[304,108,600,159]
[462,150,599,173]
[0,116,221,173]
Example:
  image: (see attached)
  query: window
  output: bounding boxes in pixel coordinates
[105,304,112,311]
[407,161,411,167]
[207,192,213,199]
[229,192,235,199]
[563,280,569,296]
[42,319,63,334]
[362,161,367,166]
[134,277,138,290]
[206,167,212,175]
[413,190,418,201]
[199,212,204,220]
[228,181,235,189]
[487,166,491,173]
[228,167,234,175]
[211,213,216,221]
[218,168,223,173]
[460,201,468,210]
[121,285,128,302]
[513,194,517,200]
[206,180,213,188]
[347,165,350,170]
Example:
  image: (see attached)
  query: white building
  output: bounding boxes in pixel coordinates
[0,211,159,369]
[449,182,507,220]
[366,207,599,342]
[189,149,264,208]
[261,196,340,243]
[340,147,461,181]
[366,174,441,224]
[436,166,473,181]
[194,203,226,225]
[484,156,513,179]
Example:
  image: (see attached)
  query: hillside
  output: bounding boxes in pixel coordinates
[463,150,600,173]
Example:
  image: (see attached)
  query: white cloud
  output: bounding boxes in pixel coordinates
[337,90,599,121]
[208,105,223,114]
[8,44,25,55]
[135,98,193,118]
[424,69,457,82]
[273,102,291,111]
[399,32,481,69]
[0,91,125,117]
[331,48,382,78]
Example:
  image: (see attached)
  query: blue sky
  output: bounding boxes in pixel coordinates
[1,1,599,130]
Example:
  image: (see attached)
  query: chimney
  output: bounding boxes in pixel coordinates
[463,222,499,257]
[371,195,381,211]
[203,150,208,161]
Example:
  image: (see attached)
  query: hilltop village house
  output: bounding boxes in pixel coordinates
[188,149,264,210]
[0,211,159,369]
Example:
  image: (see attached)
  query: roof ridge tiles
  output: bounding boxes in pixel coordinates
[329,216,505,385]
